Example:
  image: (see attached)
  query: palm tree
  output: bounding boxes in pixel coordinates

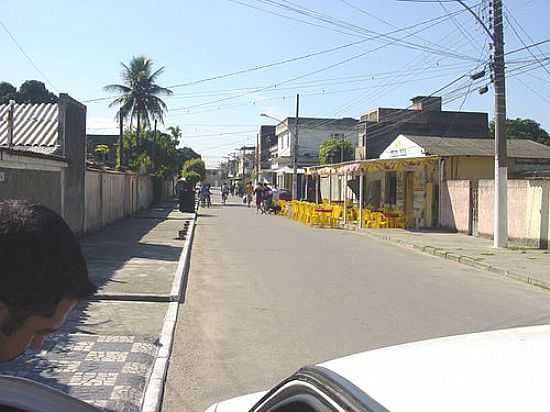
[104,56,173,140]
[167,126,182,146]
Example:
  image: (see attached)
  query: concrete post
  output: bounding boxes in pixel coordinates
[359,173,364,228]
[315,175,319,204]
[343,173,347,224]
[329,172,332,204]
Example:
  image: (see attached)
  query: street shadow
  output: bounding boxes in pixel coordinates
[0,203,184,410]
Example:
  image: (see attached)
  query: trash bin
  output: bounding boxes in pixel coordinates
[179,186,196,213]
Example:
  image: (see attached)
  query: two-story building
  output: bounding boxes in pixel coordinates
[271,116,358,193]
[356,96,489,160]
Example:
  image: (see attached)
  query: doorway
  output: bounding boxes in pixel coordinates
[404,171,415,228]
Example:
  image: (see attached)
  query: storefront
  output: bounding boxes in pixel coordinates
[306,156,440,229]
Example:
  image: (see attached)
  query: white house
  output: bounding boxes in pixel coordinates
[271,116,358,192]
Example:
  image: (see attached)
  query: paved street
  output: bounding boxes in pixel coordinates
[0,203,193,411]
[163,195,550,412]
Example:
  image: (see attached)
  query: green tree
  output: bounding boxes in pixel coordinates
[181,158,206,182]
[0,80,57,104]
[177,147,201,167]
[319,137,354,164]
[489,118,550,145]
[182,171,201,186]
[119,127,201,177]
[0,82,17,104]
[167,126,182,146]
[18,80,58,103]
[104,56,173,138]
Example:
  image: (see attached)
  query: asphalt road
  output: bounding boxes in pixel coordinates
[162,195,550,412]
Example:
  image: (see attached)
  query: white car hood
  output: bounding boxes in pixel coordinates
[206,391,267,412]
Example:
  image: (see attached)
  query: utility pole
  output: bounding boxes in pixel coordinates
[242,146,246,183]
[119,111,124,168]
[292,94,300,200]
[256,131,260,184]
[492,0,508,248]
[454,0,507,247]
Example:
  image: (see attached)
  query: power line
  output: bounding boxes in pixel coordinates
[168,11,478,113]
[85,5,478,105]
[164,69,477,118]
[249,0,480,60]
[337,0,475,57]
[86,62,476,104]
[0,20,58,92]
[226,0,364,38]
[439,1,484,53]
[503,7,550,80]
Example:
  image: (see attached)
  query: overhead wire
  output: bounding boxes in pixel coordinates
[503,6,550,80]
[86,6,480,104]
[280,18,486,132]
[249,0,481,60]
[0,19,58,92]
[168,10,480,114]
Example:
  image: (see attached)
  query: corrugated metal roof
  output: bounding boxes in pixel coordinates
[402,135,550,159]
[0,103,59,148]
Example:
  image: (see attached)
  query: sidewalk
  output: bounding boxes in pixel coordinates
[0,201,194,412]
[354,227,550,291]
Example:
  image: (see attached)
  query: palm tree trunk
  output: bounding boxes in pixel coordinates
[137,113,141,147]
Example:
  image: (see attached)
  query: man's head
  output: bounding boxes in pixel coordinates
[0,201,96,362]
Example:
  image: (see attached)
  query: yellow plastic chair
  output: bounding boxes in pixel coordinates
[370,212,389,229]
[361,209,371,227]
[328,205,343,228]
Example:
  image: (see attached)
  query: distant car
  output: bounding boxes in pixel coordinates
[206,325,550,412]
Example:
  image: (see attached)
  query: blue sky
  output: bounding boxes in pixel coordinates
[1,0,549,167]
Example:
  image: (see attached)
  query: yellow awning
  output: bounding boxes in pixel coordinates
[305,156,439,176]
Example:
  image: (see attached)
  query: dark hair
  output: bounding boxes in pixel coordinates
[0,201,96,332]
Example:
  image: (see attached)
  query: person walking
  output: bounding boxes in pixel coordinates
[245,182,254,208]
[263,182,273,213]
[254,182,265,214]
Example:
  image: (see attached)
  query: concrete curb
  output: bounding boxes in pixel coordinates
[353,228,550,293]
[170,218,197,301]
[141,213,197,412]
